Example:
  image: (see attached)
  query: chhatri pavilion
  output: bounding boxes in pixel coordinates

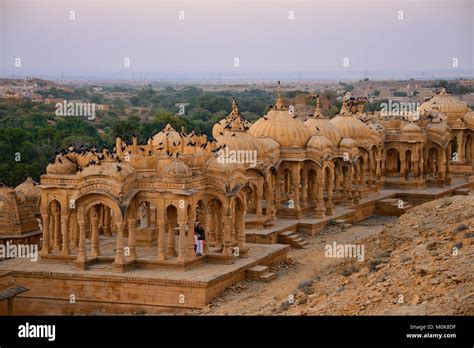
[36,83,473,272]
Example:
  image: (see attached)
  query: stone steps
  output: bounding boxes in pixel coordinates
[245,265,277,282]
[376,198,413,216]
[335,219,352,229]
[259,272,277,282]
[453,188,470,196]
[278,231,310,249]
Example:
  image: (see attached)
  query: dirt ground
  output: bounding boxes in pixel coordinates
[187,195,474,316]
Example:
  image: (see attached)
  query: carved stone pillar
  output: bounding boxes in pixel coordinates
[202,208,210,253]
[334,167,341,202]
[349,167,355,204]
[91,207,99,257]
[206,210,214,247]
[61,214,70,256]
[98,205,104,235]
[216,210,223,249]
[315,179,325,219]
[292,167,301,211]
[128,218,137,260]
[256,181,263,219]
[359,159,365,189]
[178,220,187,262]
[40,214,50,256]
[53,210,61,251]
[71,214,79,249]
[265,181,273,218]
[376,159,382,185]
[146,203,151,227]
[187,211,196,259]
[326,178,334,216]
[237,209,248,256]
[104,207,111,236]
[400,152,406,182]
[77,221,87,262]
[222,215,232,257]
[275,177,282,209]
[367,155,373,188]
[157,220,166,261]
[114,222,125,265]
[167,223,177,257]
[301,170,308,209]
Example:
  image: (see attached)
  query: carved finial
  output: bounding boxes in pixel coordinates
[232,97,238,112]
[230,115,244,132]
[314,95,322,117]
[340,98,351,115]
[230,97,239,116]
[275,81,284,109]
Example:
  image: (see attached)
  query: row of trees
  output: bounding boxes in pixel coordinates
[0,100,104,186]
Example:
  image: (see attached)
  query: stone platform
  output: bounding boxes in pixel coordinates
[0,243,289,315]
[245,178,471,244]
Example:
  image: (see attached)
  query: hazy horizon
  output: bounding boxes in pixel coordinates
[1,0,473,80]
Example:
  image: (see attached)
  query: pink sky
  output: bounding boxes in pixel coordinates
[0,0,472,78]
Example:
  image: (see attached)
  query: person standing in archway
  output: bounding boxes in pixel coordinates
[195,222,205,256]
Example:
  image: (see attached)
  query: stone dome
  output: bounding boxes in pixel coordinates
[250,108,312,148]
[368,121,385,131]
[426,118,451,138]
[79,161,134,180]
[366,121,386,143]
[15,177,40,199]
[249,82,312,148]
[212,98,251,139]
[0,187,14,208]
[307,134,333,153]
[402,122,422,133]
[256,136,280,162]
[463,110,474,128]
[216,117,264,157]
[152,124,182,150]
[204,157,245,177]
[339,137,358,149]
[46,155,77,175]
[419,88,470,125]
[330,113,373,146]
[212,118,228,139]
[380,118,401,130]
[163,158,192,178]
[304,97,342,146]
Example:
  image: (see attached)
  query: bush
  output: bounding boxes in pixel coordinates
[341,265,359,277]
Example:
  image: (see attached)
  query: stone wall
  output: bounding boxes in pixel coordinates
[0,247,288,315]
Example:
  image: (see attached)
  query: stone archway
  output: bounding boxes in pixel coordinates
[84,203,112,258]
[281,168,293,204]
[405,150,413,179]
[207,197,224,251]
[74,192,124,268]
[307,168,317,207]
[451,136,458,162]
[233,196,247,257]
[465,135,472,165]
[194,199,207,254]
[427,147,439,177]
[386,148,401,175]
[40,197,69,256]
[324,165,334,215]
[165,204,178,258]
